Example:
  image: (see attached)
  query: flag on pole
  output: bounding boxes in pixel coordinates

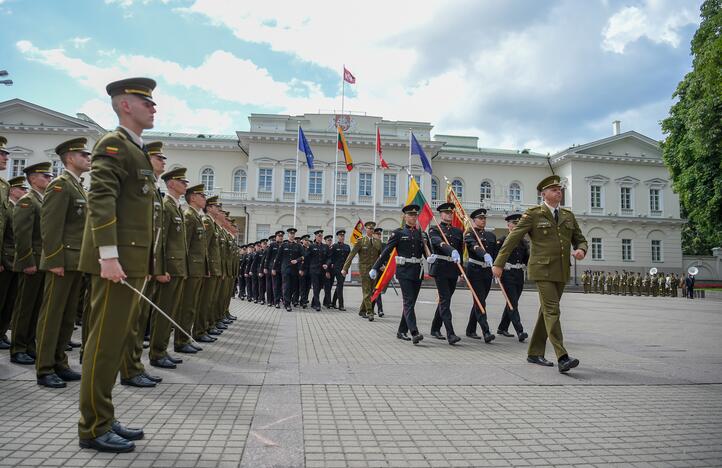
[370,175,433,301]
[337,126,354,171]
[446,182,469,231]
[298,127,314,169]
[343,67,356,84]
[410,133,433,174]
[376,127,389,169]
[350,218,364,246]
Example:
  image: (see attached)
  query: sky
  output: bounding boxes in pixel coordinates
[0,0,703,154]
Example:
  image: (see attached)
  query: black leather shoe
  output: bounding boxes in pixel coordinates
[10,352,35,365]
[228,314,238,320]
[189,344,203,351]
[466,333,481,340]
[275,304,281,309]
[27,350,36,359]
[222,318,232,324]
[448,335,461,345]
[150,357,176,369]
[56,368,81,381]
[483,332,496,343]
[142,372,163,383]
[111,420,144,441]
[518,332,528,342]
[368,315,374,322]
[430,331,445,340]
[558,355,580,373]
[286,306,292,311]
[497,330,514,337]
[0,337,10,350]
[69,340,81,348]
[174,344,198,354]
[205,334,217,342]
[396,333,411,341]
[79,431,135,453]
[527,355,554,367]
[215,322,228,329]
[196,335,214,343]
[377,311,383,317]
[208,329,222,336]
[313,306,321,311]
[37,373,67,388]
[120,374,156,387]
[66,344,73,351]
[339,307,346,311]
[166,355,183,364]
[412,333,424,345]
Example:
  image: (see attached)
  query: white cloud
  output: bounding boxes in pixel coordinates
[602,0,699,53]
[70,37,91,48]
[17,40,238,133]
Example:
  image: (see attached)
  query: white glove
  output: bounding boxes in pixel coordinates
[369,269,378,280]
[484,253,493,265]
[451,250,461,264]
[426,254,437,264]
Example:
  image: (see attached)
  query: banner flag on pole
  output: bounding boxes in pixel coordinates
[337,126,354,171]
[410,133,433,174]
[350,218,364,246]
[343,67,356,84]
[445,182,469,231]
[298,126,315,169]
[376,127,389,169]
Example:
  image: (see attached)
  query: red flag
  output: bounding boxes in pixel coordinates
[343,67,356,84]
[376,128,389,169]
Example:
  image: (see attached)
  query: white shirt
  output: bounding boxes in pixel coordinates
[166,192,181,208]
[31,187,44,202]
[119,125,143,148]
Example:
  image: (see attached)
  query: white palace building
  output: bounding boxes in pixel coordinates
[0,98,692,279]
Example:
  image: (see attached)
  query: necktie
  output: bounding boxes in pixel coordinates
[554,208,559,224]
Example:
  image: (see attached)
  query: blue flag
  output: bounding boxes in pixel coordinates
[298,127,314,169]
[410,133,433,174]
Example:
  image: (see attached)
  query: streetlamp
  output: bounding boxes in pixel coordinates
[0,70,13,86]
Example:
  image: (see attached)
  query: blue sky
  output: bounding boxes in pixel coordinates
[0,0,702,153]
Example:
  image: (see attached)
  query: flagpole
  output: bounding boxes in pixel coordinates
[373,123,378,221]
[333,66,347,236]
[294,122,300,229]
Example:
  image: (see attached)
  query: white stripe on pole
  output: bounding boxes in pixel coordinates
[294,122,300,229]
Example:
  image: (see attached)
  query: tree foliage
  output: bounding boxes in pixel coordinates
[661,0,722,255]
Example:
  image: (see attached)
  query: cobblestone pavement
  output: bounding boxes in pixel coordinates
[2,286,722,467]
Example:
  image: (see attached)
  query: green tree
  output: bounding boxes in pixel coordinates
[661,0,722,255]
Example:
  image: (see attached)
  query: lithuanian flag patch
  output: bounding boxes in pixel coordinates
[52,186,63,192]
[105,146,119,155]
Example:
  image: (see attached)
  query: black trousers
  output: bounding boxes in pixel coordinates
[497,276,524,334]
[466,266,492,335]
[310,272,323,308]
[282,271,299,307]
[273,273,282,305]
[245,275,252,299]
[397,278,422,335]
[323,272,333,307]
[298,273,309,305]
[238,275,245,297]
[372,294,383,312]
[430,275,458,336]
[0,270,19,338]
[331,271,345,308]
[258,274,266,302]
[265,273,274,304]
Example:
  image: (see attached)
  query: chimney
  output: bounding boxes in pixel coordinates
[612,120,621,136]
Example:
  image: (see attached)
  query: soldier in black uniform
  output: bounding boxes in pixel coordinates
[464,208,497,343]
[247,242,259,301]
[237,245,247,299]
[273,228,303,311]
[307,230,328,311]
[322,234,334,308]
[256,239,267,304]
[428,203,464,345]
[371,204,429,345]
[329,230,351,311]
[269,231,284,308]
[496,213,529,342]
[263,235,275,306]
[297,235,311,307]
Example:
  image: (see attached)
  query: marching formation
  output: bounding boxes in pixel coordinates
[581,270,697,298]
[1,76,645,454]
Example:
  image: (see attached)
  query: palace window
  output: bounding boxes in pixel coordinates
[480,181,492,201]
[622,239,633,261]
[451,179,463,199]
[308,170,323,195]
[283,169,296,193]
[200,167,215,191]
[358,173,372,198]
[651,240,662,262]
[258,168,273,192]
[233,169,247,193]
[591,238,603,260]
[509,182,521,202]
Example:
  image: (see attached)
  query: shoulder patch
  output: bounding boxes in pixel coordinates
[52,185,63,192]
[19,202,30,208]
[104,146,119,155]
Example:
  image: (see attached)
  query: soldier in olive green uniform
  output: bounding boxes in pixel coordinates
[581,271,589,294]
[493,175,587,373]
[178,184,209,350]
[592,271,598,293]
[0,137,14,349]
[34,138,91,387]
[77,78,158,453]
[148,167,189,368]
[119,141,167,387]
[341,221,382,318]
[11,162,54,365]
[197,196,223,339]
[0,175,27,350]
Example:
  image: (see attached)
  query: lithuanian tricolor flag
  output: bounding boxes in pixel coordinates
[370,175,432,301]
[337,126,353,171]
